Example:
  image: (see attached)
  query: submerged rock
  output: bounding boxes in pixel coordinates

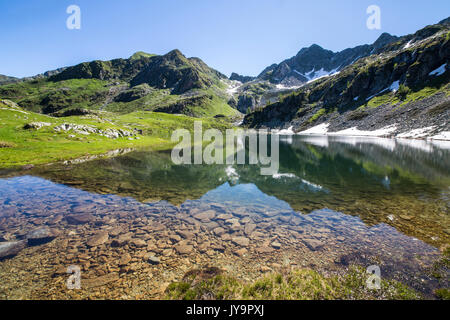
[86,231,109,247]
[26,227,58,246]
[0,241,27,260]
[302,238,324,251]
[175,244,193,255]
[147,256,161,265]
[66,213,95,225]
[231,236,250,247]
[82,273,119,289]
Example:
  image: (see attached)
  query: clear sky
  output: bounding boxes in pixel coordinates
[1,0,449,78]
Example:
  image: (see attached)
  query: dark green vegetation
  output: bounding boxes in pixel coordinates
[166,267,420,300]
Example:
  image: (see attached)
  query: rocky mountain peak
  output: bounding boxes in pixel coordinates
[372,32,398,51]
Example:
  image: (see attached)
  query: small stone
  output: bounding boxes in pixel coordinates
[337,236,345,242]
[147,256,160,265]
[225,218,239,225]
[177,230,195,240]
[66,213,95,225]
[87,231,109,247]
[271,241,282,249]
[256,246,274,254]
[221,233,232,241]
[82,273,119,289]
[216,214,233,220]
[244,223,256,235]
[109,226,126,237]
[302,238,324,251]
[213,227,226,236]
[234,248,247,257]
[0,241,27,260]
[111,233,132,247]
[119,253,131,266]
[260,266,272,273]
[194,210,216,221]
[130,239,147,248]
[400,215,413,221]
[232,236,249,247]
[169,234,182,242]
[26,227,58,246]
[175,244,193,255]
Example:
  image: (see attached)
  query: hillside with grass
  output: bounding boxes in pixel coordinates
[0,50,240,119]
[0,99,231,168]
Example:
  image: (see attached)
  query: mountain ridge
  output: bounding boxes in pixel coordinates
[243,18,450,139]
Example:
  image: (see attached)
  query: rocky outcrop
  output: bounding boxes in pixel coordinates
[230,73,256,83]
[26,227,59,246]
[23,122,51,130]
[130,50,226,94]
[113,84,153,102]
[53,123,136,139]
[0,241,27,260]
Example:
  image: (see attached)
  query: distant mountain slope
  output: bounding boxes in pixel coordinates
[0,50,240,118]
[257,33,398,87]
[0,74,19,85]
[243,17,450,139]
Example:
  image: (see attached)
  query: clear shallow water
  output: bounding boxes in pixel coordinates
[0,135,449,298]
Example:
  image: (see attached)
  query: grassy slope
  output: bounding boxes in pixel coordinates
[0,78,112,113]
[0,78,240,118]
[0,100,231,168]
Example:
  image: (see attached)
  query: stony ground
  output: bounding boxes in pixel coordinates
[0,176,446,299]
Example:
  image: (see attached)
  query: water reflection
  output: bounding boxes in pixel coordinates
[3,135,448,247]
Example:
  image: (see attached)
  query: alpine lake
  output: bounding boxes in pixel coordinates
[0,134,449,299]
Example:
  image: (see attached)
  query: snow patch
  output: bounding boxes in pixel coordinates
[301,179,324,191]
[430,131,450,141]
[226,81,242,95]
[366,80,402,100]
[396,126,435,139]
[273,126,295,135]
[298,123,330,135]
[272,173,298,179]
[331,124,397,137]
[225,166,239,180]
[403,40,413,49]
[275,84,302,90]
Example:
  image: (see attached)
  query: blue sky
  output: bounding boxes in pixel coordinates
[1,0,449,78]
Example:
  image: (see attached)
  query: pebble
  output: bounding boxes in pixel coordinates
[174,244,193,255]
[231,236,250,247]
[87,231,109,247]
